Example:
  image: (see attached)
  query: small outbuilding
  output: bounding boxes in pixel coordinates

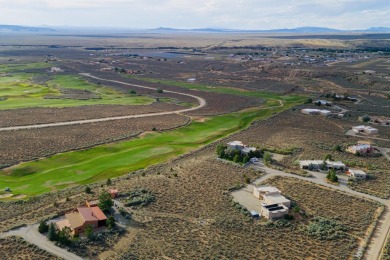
[109,189,119,198]
[348,169,367,180]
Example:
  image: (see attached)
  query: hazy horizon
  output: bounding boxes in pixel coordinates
[0,0,389,30]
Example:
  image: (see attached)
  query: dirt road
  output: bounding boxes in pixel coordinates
[0,73,206,132]
[0,223,82,260]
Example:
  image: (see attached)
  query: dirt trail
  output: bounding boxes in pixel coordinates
[0,223,82,260]
[0,73,206,132]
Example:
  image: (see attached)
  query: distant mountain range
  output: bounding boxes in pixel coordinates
[1,24,390,34]
[0,24,55,32]
[151,26,390,33]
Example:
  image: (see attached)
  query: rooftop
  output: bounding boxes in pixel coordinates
[65,212,84,229]
[227,141,244,146]
[255,185,281,194]
[264,193,290,204]
[77,206,107,222]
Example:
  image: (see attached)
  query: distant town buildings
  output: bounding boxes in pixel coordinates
[299,160,347,171]
[50,67,64,73]
[352,125,378,135]
[347,168,367,180]
[346,142,373,155]
[301,109,332,116]
[227,141,257,155]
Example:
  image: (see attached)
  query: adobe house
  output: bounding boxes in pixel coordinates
[56,203,107,236]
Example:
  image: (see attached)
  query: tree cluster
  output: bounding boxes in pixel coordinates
[326,169,338,183]
[216,144,262,164]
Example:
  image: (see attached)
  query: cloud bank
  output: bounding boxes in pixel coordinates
[0,0,389,29]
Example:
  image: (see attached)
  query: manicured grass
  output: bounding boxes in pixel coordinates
[0,74,154,109]
[0,100,300,197]
[0,62,51,73]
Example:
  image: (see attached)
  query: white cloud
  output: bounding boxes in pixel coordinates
[0,0,389,29]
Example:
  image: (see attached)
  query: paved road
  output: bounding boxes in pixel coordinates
[0,73,206,132]
[0,221,82,260]
[245,163,390,260]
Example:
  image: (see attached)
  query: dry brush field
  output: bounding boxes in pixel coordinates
[231,108,390,198]
[0,236,61,260]
[0,102,183,127]
[0,141,382,259]
[0,114,189,168]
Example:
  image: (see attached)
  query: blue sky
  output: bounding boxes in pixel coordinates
[0,0,389,29]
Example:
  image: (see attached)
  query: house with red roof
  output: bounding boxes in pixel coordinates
[56,202,107,235]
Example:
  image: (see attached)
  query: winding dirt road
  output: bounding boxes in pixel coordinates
[0,73,206,132]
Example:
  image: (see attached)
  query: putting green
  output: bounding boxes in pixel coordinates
[0,73,154,110]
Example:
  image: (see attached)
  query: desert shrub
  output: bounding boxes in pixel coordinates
[265,219,291,228]
[98,191,113,213]
[85,186,91,194]
[38,219,49,233]
[215,217,244,231]
[124,188,156,207]
[305,217,348,240]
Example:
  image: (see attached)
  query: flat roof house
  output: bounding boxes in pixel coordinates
[253,185,291,208]
[253,185,281,199]
[299,160,346,171]
[348,169,367,180]
[352,125,378,135]
[346,144,373,155]
[261,203,289,220]
[227,141,244,150]
[227,140,257,155]
[301,109,331,116]
[263,194,291,208]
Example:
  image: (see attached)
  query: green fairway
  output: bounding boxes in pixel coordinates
[0,73,154,109]
[0,100,301,198]
[0,62,51,73]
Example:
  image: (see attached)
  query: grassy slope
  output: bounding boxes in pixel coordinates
[0,73,154,109]
[0,99,302,197]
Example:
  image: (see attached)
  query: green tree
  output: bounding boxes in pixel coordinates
[333,145,342,152]
[263,152,272,164]
[233,153,241,163]
[85,186,91,194]
[38,220,49,233]
[243,155,250,164]
[129,90,136,94]
[216,144,226,158]
[106,216,116,229]
[58,227,72,246]
[327,169,338,183]
[324,154,333,161]
[106,178,112,186]
[85,224,94,240]
[98,191,114,213]
[156,88,163,93]
[47,223,57,241]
